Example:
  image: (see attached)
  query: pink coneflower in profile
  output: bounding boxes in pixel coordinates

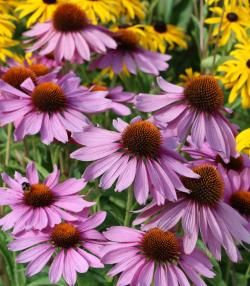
[136,75,238,161]
[70,117,198,205]
[90,84,135,116]
[223,168,250,230]
[134,164,250,262]
[24,3,117,63]
[183,137,250,179]
[90,28,170,75]
[0,72,111,144]
[8,211,106,286]
[102,226,214,286]
[0,162,94,233]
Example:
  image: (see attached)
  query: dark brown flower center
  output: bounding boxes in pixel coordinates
[2,67,37,90]
[53,3,88,32]
[182,165,224,206]
[51,223,81,248]
[29,64,50,77]
[122,121,161,158]
[226,12,238,22]
[230,191,250,216]
[184,75,224,113]
[24,183,54,207]
[141,228,180,263]
[246,59,250,69]
[114,29,139,50]
[153,21,167,33]
[215,155,244,172]
[43,0,57,3]
[31,82,66,112]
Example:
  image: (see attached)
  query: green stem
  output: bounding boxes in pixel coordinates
[124,187,133,226]
[5,124,12,167]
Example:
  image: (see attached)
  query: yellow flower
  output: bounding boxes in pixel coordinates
[236,129,250,156]
[205,0,219,5]
[119,0,146,20]
[15,0,65,28]
[0,38,20,63]
[217,40,250,108]
[0,1,17,13]
[206,0,248,5]
[179,68,201,86]
[205,4,250,46]
[139,22,188,53]
[71,0,120,24]
[0,14,16,38]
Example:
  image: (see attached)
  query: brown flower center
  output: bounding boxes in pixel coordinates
[122,121,161,158]
[141,228,180,263]
[53,3,88,32]
[31,82,66,112]
[153,21,167,33]
[246,59,250,69]
[215,155,244,172]
[230,191,250,216]
[184,75,224,113]
[29,64,50,77]
[2,67,37,90]
[91,85,108,92]
[24,183,54,207]
[51,223,81,248]
[226,12,238,22]
[114,29,139,50]
[43,0,57,3]
[182,165,224,206]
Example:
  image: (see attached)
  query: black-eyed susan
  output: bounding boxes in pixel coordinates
[236,129,250,156]
[15,0,65,28]
[205,3,250,46]
[139,22,188,52]
[0,14,16,38]
[0,0,16,12]
[71,0,120,24]
[218,40,250,108]
[119,0,146,20]
[0,38,20,63]
[179,68,201,86]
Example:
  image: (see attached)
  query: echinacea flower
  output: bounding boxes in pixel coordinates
[183,137,250,178]
[218,40,250,108]
[0,72,111,144]
[90,84,135,116]
[70,117,198,205]
[24,3,117,63]
[90,27,170,75]
[15,0,64,28]
[0,162,94,233]
[141,22,188,53]
[134,164,250,262]
[72,0,120,24]
[224,168,250,230]
[136,75,238,161]
[8,211,106,286]
[236,128,250,156]
[205,3,250,46]
[102,226,214,286]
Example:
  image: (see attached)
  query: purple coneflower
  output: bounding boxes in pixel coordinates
[0,71,111,144]
[0,162,94,233]
[8,211,106,286]
[134,164,250,262]
[24,3,117,63]
[136,75,238,161]
[90,84,135,116]
[224,168,250,230]
[102,226,214,286]
[70,117,198,205]
[90,28,170,75]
